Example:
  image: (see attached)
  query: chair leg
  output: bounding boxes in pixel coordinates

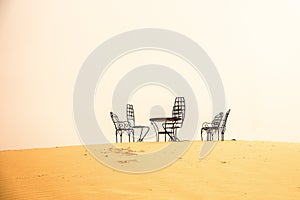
[173,129,178,141]
[137,128,143,142]
[116,132,118,143]
[172,129,178,142]
[221,131,224,141]
[151,122,159,142]
[139,127,149,142]
[132,130,135,142]
[201,128,203,141]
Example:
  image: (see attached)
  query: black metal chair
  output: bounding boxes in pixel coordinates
[110,112,134,143]
[201,112,223,141]
[219,109,231,141]
[126,104,150,142]
[158,97,185,142]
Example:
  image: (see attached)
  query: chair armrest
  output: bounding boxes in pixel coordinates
[202,122,212,128]
[117,121,131,129]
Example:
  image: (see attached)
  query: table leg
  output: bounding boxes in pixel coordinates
[151,121,160,142]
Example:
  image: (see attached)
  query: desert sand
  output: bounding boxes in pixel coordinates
[1,141,300,200]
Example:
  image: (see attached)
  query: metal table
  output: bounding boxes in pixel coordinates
[149,117,181,142]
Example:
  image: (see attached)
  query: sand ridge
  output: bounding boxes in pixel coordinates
[1,141,300,199]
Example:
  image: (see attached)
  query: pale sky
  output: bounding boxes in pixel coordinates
[1,0,300,150]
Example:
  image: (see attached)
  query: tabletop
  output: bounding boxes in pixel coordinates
[149,117,181,122]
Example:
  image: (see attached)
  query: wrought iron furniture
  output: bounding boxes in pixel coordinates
[150,97,185,142]
[150,117,181,142]
[110,112,134,143]
[220,109,231,141]
[126,104,150,142]
[201,112,224,141]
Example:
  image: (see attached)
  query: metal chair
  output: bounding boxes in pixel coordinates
[126,104,150,142]
[220,109,231,141]
[201,112,223,141]
[158,97,185,142]
[110,112,134,143]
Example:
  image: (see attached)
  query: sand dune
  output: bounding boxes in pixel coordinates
[1,141,300,199]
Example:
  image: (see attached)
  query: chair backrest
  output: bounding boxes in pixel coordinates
[126,104,135,127]
[220,109,231,130]
[110,112,119,129]
[211,112,224,128]
[172,97,185,128]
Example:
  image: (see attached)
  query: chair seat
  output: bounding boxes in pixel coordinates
[158,131,169,133]
[201,127,218,130]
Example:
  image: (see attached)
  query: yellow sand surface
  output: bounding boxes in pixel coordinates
[1,141,300,200]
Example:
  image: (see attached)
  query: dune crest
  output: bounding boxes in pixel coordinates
[1,141,300,199]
